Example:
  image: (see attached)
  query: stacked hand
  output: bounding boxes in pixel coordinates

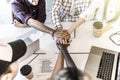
[53,27,71,44]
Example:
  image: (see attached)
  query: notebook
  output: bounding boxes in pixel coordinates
[84,46,120,80]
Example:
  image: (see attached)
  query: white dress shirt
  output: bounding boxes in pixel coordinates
[80,0,104,21]
[81,0,119,22]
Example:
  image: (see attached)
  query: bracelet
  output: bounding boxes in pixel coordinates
[52,27,63,40]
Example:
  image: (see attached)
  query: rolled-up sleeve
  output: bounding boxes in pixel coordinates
[8,39,27,62]
[11,0,32,24]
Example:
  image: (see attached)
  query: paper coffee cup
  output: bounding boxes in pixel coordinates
[20,65,33,79]
[93,21,103,37]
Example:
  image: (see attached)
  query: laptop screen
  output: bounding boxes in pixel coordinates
[116,53,120,80]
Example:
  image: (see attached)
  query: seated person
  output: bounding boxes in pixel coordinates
[11,0,46,28]
[11,0,70,44]
[48,43,90,80]
[67,0,120,35]
[48,52,83,80]
[0,39,32,80]
[51,0,90,30]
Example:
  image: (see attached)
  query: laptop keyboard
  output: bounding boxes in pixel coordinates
[97,52,115,80]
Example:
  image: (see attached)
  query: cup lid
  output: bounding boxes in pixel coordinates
[20,65,32,76]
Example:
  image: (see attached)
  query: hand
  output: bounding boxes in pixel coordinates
[53,28,71,44]
[0,41,9,47]
[56,30,71,44]
[14,20,28,28]
[53,27,64,38]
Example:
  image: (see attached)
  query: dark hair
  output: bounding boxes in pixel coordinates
[54,67,83,80]
[20,65,32,76]
[0,60,10,75]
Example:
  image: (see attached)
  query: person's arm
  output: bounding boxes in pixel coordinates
[1,62,18,80]
[13,20,28,28]
[48,52,64,80]
[27,18,71,44]
[27,18,54,34]
[51,0,63,28]
[7,62,19,79]
[11,0,70,43]
[11,0,32,27]
[56,43,77,68]
[68,18,85,34]
[68,0,99,34]
[101,10,120,33]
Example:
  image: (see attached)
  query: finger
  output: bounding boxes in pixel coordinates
[65,38,69,44]
[56,38,63,44]
[57,35,70,44]
[62,39,66,44]
[58,37,69,44]
[68,39,72,44]
[56,39,60,44]
[61,38,66,44]
[60,34,70,40]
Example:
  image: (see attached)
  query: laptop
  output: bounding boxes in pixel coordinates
[84,46,120,80]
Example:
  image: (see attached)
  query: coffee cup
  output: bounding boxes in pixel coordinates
[20,65,33,79]
[93,21,103,37]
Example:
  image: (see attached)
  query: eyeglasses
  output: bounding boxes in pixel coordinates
[109,31,120,46]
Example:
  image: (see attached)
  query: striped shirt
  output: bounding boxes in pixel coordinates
[52,0,90,27]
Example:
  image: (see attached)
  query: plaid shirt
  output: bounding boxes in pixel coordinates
[52,0,90,27]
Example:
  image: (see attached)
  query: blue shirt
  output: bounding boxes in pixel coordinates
[11,0,46,24]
